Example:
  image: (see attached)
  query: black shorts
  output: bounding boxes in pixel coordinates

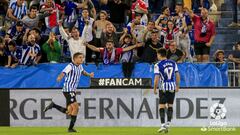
[63,92,77,106]
[194,42,210,55]
[159,90,175,104]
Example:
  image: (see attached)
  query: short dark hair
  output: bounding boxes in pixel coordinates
[73,52,84,59]
[31,27,41,34]
[157,48,167,57]
[161,6,169,14]
[151,29,159,34]
[82,8,89,12]
[30,5,38,11]
[16,21,23,26]
[106,39,114,44]
[8,41,16,47]
[70,26,78,32]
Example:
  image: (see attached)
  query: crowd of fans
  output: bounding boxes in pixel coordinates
[0,0,239,75]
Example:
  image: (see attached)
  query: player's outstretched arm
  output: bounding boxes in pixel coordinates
[82,71,94,78]
[175,72,180,92]
[153,75,160,95]
[57,72,65,82]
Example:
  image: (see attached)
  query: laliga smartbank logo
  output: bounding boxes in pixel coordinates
[201,103,236,132]
[210,103,227,120]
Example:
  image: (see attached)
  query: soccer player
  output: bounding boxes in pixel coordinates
[43,52,94,132]
[153,48,180,133]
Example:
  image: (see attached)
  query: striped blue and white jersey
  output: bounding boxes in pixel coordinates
[62,63,84,92]
[8,1,27,20]
[20,44,41,65]
[154,59,178,91]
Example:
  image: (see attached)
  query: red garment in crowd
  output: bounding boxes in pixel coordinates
[41,2,63,28]
[192,15,216,43]
[131,0,147,19]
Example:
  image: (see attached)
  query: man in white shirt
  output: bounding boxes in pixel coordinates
[59,22,86,61]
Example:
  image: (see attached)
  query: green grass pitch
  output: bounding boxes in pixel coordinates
[0,127,239,135]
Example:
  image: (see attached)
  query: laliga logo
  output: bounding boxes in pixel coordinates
[210,103,227,120]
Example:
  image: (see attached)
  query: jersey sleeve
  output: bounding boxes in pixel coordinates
[81,65,85,73]
[62,64,72,74]
[175,63,179,73]
[154,63,160,75]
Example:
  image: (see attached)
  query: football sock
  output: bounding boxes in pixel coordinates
[159,108,165,124]
[167,107,173,122]
[69,115,77,130]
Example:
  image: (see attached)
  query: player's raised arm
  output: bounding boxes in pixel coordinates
[82,70,94,78]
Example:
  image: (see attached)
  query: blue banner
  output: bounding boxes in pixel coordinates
[0,63,228,88]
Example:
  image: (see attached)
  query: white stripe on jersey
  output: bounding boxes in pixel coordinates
[9,2,27,19]
[62,63,84,92]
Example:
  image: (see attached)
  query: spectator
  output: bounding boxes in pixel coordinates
[175,3,192,62]
[102,0,130,32]
[40,0,64,34]
[42,32,61,63]
[228,42,240,65]
[6,21,25,46]
[131,0,148,26]
[59,23,86,60]
[214,50,225,63]
[75,0,97,19]
[5,0,27,29]
[167,41,184,63]
[185,7,216,62]
[5,41,22,68]
[28,28,42,45]
[161,20,179,49]
[75,8,94,42]
[62,0,88,29]
[21,5,50,30]
[119,32,135,78]
[100,23,118,47]
[228,42,240,86]
[155,6,171,31]
[93,10,112,43]
[119,28,136,62]
[127,13,146,57]
[0,37,8,66]
[85,40,143,64]
[228,0,240,27]
[143,21,155,42]
[20,34,42,65]
[214,49,226,68]
[58,27,71,62]
[75,8,94,62]
[140,30,162,63]
[0,0,9,27]
[127,13,146,43]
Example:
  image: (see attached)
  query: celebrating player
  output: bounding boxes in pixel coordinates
[153,48,180,133]
[43,52,94,132]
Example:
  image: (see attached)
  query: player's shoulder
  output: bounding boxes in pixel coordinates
[167,59,177,64]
